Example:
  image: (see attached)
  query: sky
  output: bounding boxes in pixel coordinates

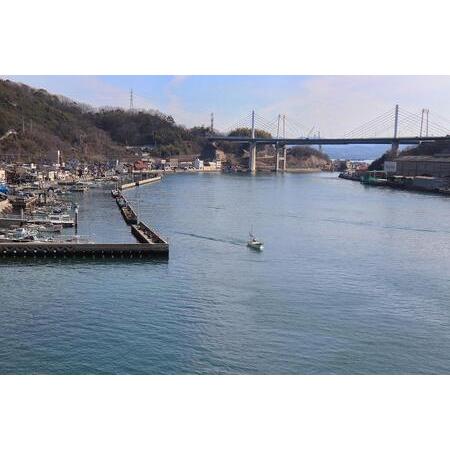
[3,75,450,137]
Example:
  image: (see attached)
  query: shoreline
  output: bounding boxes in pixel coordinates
[339,172,450,197]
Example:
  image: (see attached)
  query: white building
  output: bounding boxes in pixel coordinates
[0,169,6,182]
[194,158,204,170]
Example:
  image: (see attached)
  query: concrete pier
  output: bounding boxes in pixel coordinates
[119,202,138,225]
[121,176,162,190]
[0,216,75,228]
[0,241,168,257]
[116,195,138,225]
[249,143,256,173]
[131,221,168,245]
[275,145,287,172]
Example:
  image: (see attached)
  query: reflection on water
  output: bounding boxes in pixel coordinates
[0,256,168,268]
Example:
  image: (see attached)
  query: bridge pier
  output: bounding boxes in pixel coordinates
[391,140,400,156]
[275,145,287,172]
[249,143,256,173]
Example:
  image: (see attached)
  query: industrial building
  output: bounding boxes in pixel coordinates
[394,155,450,178]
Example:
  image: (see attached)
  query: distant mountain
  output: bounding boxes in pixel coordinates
[322,144,398,161]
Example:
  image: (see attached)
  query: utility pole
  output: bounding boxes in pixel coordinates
[129,89,134,110]
[210,112,214,134]
[74,206,79,235]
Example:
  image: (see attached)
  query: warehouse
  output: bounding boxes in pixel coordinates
[394,155,450,177]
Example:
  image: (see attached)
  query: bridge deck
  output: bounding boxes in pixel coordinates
[208,136,450,145]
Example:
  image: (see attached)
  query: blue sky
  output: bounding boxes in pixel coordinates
[4,75,450,137]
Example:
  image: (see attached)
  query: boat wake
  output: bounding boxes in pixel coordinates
[283,212,446,235]
[174,231,244,246]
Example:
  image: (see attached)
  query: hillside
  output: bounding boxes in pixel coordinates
[0,79,209,163]
[0,79,122,163]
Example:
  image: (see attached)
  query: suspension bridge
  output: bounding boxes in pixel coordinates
[208,106,450,172]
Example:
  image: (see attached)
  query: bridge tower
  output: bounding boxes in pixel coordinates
[249,110,257,173]
[275,114,287,172]
[391,104,400,155]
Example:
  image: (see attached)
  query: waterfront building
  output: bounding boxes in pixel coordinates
[170,158,179,169]
[133,160,149,171]
[384,161,397,174]
[179,161,193,170]
[194,158,204,170]
[395,155,450,178]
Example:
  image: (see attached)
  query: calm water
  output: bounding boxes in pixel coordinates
[1,172,450,374]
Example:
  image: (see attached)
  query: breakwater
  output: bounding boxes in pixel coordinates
[131,221,168,245]
[0,241,168,257]
[114,189,169,253]
[116,195,138,225]
[120,175,162,190]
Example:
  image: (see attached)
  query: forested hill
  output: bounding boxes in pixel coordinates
[91,109,209,156]
[0,79,120,162]
[0,79,209,162]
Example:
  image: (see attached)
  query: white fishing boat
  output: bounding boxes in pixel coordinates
[6,227,38,241]
[28,222,63,233]
[47,214,75,227]
[247,227,264,251]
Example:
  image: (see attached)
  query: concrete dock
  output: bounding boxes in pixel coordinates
[0,241,168,257]
[131,221,168,245]
[120,175,162,190]
[0,216,75,228]
[116,195,138,225]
